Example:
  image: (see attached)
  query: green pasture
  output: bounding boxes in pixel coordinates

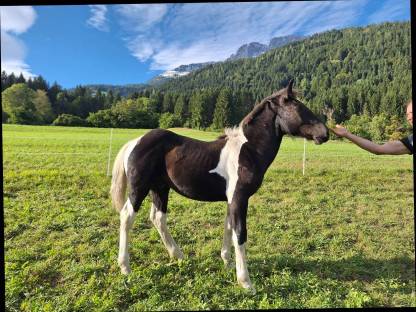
[3,124,415,310]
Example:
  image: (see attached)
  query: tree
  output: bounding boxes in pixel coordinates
[32,75,49,91]
[2,83,39,124]
[211,88,232,129]
[55,92,70,115]
[1,71,8,91]
[173,94,187,124]
[384,115,406,141]
[2,109,9,123]
[159,112,181,129]
[368,113,390,142]
[86,109,113,128]
[162,92,175,113]
[53,114,89,127]
[47,82,63,115]
[189,92,204,128]
[105,90,114,109]
[16,73,26,84]
[344,114,372,139]
[33,89,54,124]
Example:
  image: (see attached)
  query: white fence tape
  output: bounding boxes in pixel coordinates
[3,129,411,177]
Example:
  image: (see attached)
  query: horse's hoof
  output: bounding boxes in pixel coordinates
[223,260,233,269]
[170,249,184,260]
[120,265,131,275]
[239,281,256,294]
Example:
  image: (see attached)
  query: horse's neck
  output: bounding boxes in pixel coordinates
[242,117,283,173]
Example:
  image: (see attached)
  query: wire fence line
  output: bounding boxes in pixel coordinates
[3,128,412,177]
[3,149,409,158]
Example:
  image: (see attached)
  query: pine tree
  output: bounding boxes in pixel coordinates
[211,88,232,129]
[173,94,186,124]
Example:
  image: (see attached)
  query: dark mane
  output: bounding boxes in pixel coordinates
[240,88,300,127]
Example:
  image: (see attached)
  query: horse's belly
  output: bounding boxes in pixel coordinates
[167,171,227,202]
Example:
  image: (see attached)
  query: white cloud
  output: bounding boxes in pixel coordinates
[0,6,37,78]
[113,1,406,71]
[0,5,36,34]
[367,0,410,24]
[87,5,109,32]
[116,4,168,32]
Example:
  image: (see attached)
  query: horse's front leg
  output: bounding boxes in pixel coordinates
[221,211,232,268]
[229,194,255,293]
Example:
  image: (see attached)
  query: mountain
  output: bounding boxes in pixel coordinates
[147,62,215,86]
[228,42,269,60]
[157,21,411,122]
[268,34,305,49]
[227,35,306,61]
[228,35,305,60]
[147,35,305,86]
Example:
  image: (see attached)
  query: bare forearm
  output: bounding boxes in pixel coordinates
[331,124,410,155]
[344,132,383,154]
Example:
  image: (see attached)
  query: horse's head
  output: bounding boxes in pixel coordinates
[267,79,328,144]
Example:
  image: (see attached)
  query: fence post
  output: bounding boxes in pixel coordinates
[106,128,113,177]
[302,138,306,176]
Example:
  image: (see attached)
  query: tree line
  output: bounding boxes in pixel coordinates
[159,21,411,122]
[1,21,412,142]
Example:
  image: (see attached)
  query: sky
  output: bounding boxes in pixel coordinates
[0,1,411,89]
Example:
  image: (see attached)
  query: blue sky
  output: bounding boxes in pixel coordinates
[0,1,411,89]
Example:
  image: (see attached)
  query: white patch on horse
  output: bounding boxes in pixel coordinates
[232,230,254,292]
[209,126,247,203]
[118,198,136,274]
[123,136,142,175]
[150,204,184,259]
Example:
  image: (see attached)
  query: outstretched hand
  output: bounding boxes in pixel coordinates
[330,124,349,137]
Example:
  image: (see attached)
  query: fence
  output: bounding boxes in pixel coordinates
[3,128,412,176]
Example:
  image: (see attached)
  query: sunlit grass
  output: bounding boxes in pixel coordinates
[3,124,414,310]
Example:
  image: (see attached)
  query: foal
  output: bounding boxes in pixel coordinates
[110,80,329,292]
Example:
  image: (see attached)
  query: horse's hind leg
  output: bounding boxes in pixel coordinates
[118,198,136,274]
[149,185,184,260]
[118,187,149,274]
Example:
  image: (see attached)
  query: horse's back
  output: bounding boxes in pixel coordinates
[127,128,227,201]
[163,130,228,201]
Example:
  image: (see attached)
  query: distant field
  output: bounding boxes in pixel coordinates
[3,124,414,310]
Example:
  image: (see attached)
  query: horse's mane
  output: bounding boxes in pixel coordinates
[217,126,244,140]
[240,87,299,127]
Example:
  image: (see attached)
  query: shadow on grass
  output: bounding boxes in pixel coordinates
[250,253,415,283]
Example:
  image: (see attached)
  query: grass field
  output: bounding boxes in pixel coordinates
[3,123,415,310]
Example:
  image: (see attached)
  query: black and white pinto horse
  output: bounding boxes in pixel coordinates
[110,80,329,292]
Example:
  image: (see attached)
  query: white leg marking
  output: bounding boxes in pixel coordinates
[232,231,255,293]
[221,215,232,267]
[209,127,247,204]
[118,199,136,274]
[150,204,184,259]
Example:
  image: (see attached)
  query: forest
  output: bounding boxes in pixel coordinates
[2,21,412,141]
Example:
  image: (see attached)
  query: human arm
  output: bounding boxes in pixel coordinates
[330,125,411,155]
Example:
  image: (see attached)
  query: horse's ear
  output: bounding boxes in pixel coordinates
[287,79,294,97]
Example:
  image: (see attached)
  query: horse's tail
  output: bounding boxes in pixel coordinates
[110,140,131,213]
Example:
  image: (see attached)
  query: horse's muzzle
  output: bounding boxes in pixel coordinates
[313,135,329,145]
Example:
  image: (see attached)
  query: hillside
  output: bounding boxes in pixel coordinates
[158,21,412,122]
[77,83,149,97]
